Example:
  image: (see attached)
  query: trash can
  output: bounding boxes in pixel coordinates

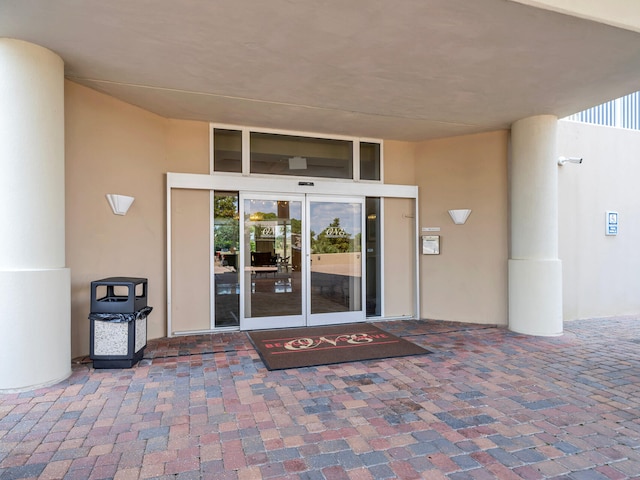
[88,277,151,368]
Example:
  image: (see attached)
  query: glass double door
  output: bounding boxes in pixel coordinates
[240,193,364,330]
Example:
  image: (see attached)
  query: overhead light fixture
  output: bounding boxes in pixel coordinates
[106,194,135,216]
[558,156,583,166]
[448,209,472,225]
[288,156,307,170]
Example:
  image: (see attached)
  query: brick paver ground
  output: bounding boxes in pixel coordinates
[1,317,639,479]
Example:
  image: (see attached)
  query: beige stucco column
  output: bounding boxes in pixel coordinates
[0,39,71,391]
[509,115,563,336]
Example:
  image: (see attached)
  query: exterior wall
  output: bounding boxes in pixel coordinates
[65,83,511,356]
[166,119,210,175]
[415,131,509,325]
[170,189,211,334]
[383,142,418,317]
[381,197,416,318]
[65,81,209,358]
[384,141,417,185]
[73,80,640,357]
[558,120,640,319]
[166,120,211,334]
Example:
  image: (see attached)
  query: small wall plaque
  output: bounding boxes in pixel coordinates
[422,235,440,255]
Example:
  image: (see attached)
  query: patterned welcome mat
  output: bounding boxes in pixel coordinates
[248,323,430,370]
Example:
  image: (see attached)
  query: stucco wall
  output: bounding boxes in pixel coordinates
[382,142,418,318]
[558,120,640,319]
[170,189,211,334]
[65,81,209,358]
[73,80,631,357]
[65,83,512,356]
[384,141,417,185]
[415,131,509,325]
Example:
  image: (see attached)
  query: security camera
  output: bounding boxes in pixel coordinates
[558,156,583,166]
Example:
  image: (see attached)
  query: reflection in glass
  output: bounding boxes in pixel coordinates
[360,142,381,181]
[214,129,242,173]
[214,192,240,327]
[250,132,353,179]
[309,201,362,314]
[244,199,303,318]
[366,198,381,316]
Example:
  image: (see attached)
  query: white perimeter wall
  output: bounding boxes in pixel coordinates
[558,120,640,319]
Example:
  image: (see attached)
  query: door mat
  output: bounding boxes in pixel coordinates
[248,323,430,370]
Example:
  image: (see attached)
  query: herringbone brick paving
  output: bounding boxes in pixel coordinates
[1,317,639,479]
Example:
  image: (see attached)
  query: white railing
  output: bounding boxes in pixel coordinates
[564,91,640,130]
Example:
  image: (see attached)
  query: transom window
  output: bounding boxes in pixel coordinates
[211,125,381,181]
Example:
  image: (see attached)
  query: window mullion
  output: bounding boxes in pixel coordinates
[353,141,361,181]
[242,129,250,175]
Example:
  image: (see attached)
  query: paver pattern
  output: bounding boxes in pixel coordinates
[1,317,639,479]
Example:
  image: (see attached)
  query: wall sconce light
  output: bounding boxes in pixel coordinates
[106,194,135,216]
[558,156,583,166]
[448,209,472,225]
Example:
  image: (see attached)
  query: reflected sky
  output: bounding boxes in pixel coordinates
[244,199,361,236]
[245,200,302,220]
[310,202,361,237]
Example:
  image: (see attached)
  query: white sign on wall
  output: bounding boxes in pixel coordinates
[606,211,618,236]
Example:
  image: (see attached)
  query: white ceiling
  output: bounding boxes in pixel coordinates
[2,0,640,141]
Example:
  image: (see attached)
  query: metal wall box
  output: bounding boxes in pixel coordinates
[422,235,440,255]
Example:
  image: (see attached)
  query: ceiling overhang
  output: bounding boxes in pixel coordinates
[2,0,640,141]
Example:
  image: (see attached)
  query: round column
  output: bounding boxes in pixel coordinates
[509,115,563,336]
[0,39,71,391]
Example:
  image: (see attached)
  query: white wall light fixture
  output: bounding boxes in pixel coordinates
[448,209,472,225]
[106,194,135,216]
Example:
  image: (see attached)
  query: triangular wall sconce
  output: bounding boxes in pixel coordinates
[448,209,472,225]
[106,194,135,216]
